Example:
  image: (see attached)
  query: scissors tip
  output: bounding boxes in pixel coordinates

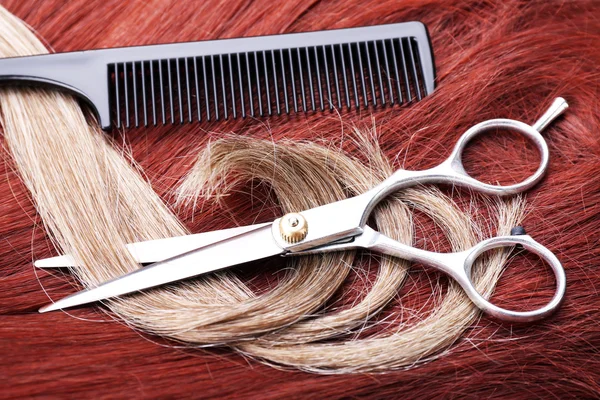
[38,303,59,313]
[34,259,52,268]
[34,255,76,268]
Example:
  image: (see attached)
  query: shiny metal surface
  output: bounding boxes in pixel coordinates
[39,224,283,313]
[295,226,566,322]
[38,98,568,321]
[35,223,271,268]
[272,97,567,252]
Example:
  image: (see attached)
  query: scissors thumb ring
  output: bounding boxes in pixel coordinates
[440,97,568,197]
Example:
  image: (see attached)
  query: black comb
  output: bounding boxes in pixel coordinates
[0,22,435,130]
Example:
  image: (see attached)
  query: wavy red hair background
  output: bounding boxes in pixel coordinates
[1,0,599,398]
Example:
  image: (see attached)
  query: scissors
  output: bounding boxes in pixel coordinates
[36,98,568,322]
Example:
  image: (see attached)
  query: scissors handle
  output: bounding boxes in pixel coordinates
[368,229,566,322]
[360,98,568,224]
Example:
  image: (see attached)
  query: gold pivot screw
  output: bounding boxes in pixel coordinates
[279,213,308,243]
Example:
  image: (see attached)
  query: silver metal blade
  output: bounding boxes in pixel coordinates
[34,223,271,268]
[39,223,283,313]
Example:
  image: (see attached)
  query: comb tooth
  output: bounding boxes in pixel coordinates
[296,48,307,112]
[279,50,289,114]
[397,38,412,102]
[159,61,166,124]
[202,56,211,121]
[373,41,386,106]
[114,63,121,129]
[288,49,298,113]
[176,58,184,123]
[408,38,422,101]
[124,62,130,128]
[330,46,341,109]
[211,56,219,120]
[321,46,332,110]
[381,40,394,105]
[355,43,368,107]
[141,62,148,125]
[220,54,228,120]
[167,60,175,124]
[340,44,351,108]
[262,51,271,116]
[132,62,139,127]
[347,45,359,108]
[193,57,201,121]
[412,38,428,96]
[237,53,246,118]
[254,52,263,116]
[150,61,157,125]
[192,58,200,121]
[245,52,254,117]
[305,47,316,111]
[389,39,403,104]
[184,58,192,122]
[228,53,237,119]
[271,50,280,115]
[364,42,377,107]
[313,47,324,111]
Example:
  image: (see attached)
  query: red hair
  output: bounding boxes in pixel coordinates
[1,0,599,397]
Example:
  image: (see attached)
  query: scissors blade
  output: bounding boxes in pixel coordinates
[34,223,271,268]
[39,223,283,313]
